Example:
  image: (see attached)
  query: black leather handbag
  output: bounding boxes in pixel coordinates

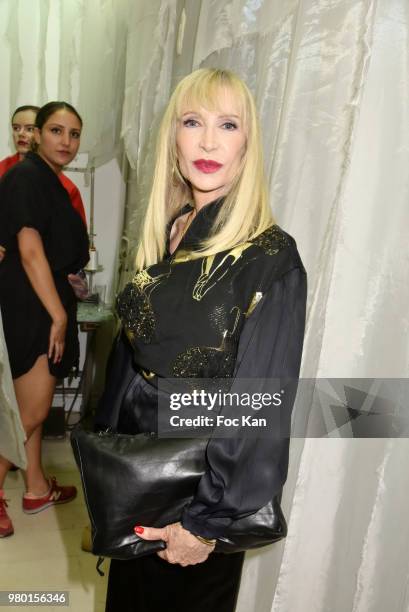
[70,427,287,560]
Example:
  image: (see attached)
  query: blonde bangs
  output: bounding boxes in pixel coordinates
[174,69,248,132]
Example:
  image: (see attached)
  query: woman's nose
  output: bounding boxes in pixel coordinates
[61,131,71,146]
[199,126,218,152]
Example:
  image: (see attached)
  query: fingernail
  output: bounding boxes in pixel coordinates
[134,526,144,534]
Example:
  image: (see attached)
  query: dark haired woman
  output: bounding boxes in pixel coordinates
[0,105,87,224]
[0,102,89,537]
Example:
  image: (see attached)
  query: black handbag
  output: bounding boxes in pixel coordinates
[70,427,287,560]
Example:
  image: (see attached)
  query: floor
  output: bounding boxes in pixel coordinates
[0,438,109,611]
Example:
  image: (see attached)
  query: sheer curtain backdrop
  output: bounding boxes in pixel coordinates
[0,0,129,166]
[0,1,408,610]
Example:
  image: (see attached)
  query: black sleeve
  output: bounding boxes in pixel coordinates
[0,170,48,239]
[181,265,307,539]
[94,331,139,431]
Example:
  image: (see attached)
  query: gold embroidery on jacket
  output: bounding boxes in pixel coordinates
[245,292,263,317]
[192,244,252,301]
[172,306,242,377]
[118,224,289,347]
[251,225,290,255]
[117,267,171,343]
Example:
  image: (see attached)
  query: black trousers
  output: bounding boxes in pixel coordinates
[105,551,245,612]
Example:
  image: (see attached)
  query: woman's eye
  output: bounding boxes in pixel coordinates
[26,127,35,133]
[71,131,81,139]
[222,121,238,130]
[183,118,199,127]
[51,127,61,134]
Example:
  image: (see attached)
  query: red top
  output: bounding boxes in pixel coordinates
[0,153,87,226]
[58,173,87,226]
[0,153,19,176]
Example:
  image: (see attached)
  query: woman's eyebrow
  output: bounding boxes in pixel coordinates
[180,111,240,119]
[218,114,240,120]
[47,123,81,130]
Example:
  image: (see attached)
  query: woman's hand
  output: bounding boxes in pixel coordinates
[48,315,67,363]
[134,522,215,566]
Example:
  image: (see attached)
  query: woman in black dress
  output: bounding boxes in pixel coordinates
[0,102,89,537]
[105,68,307,611]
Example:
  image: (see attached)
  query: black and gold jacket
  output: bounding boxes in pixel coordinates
[118,199,303,379]
[115,199,307,539]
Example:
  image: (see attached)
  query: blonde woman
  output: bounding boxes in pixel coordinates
[106,68,307,612]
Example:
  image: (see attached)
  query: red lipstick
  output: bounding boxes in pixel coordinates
[193,159,222,173]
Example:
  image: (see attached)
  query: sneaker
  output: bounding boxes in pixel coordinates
[0,490,14,537]
[22,477,77,514]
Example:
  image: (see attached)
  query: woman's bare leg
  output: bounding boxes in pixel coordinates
[0,453,13,535]
[13,355,56,495]
[0,456,11,490]
[23,425,48,496]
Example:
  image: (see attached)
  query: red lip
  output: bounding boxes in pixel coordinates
[18,140,28,146]
[193,159,223,173]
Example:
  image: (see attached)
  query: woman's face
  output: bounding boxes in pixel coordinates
[176,87,247,209]
[34,109,81,173]
[12,110,37,156]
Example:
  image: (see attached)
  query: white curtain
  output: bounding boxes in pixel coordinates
[119,0,179,281]
[0,0,129,166]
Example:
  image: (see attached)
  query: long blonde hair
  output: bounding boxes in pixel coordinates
[135,68,273,271]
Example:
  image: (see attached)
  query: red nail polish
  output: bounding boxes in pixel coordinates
[134,526,144,534]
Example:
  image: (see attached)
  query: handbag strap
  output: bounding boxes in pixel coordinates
[96,556,105,576]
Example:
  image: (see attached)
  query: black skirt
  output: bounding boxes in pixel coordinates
[105,551,245,612]
[0,266,80,379]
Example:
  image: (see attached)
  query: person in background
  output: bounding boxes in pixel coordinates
[0,104,88,292]
[0,102,89,538]
[0,105,87,225]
